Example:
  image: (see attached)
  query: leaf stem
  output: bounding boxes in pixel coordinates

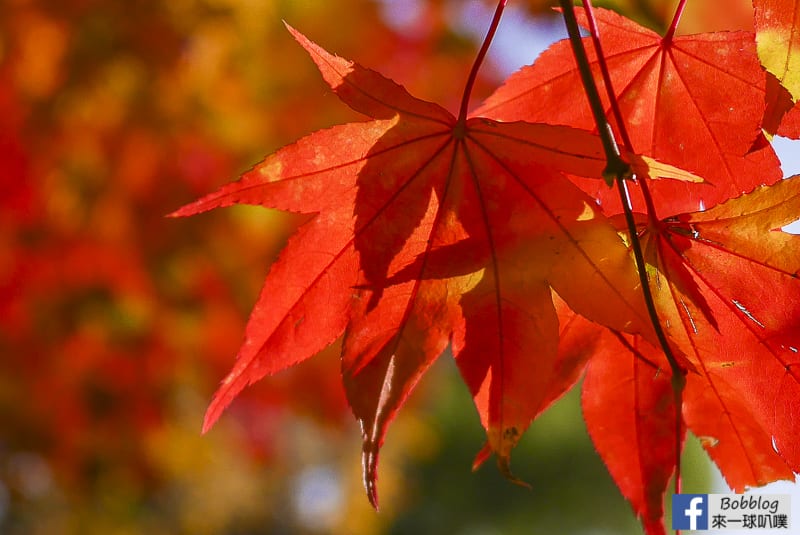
[664,0,688,44]
[457,0,507,128]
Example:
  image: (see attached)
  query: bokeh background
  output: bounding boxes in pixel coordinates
[0,0,768,533]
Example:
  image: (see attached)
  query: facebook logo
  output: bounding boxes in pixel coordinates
[673,494,709,530]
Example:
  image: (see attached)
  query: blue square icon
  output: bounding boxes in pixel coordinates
[673,494,709,531]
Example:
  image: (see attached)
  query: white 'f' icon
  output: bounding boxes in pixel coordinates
[684,496,704,530]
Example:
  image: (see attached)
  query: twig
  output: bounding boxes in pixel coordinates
[557,4,687,529]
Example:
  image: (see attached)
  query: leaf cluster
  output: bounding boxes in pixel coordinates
[175,2,800,532]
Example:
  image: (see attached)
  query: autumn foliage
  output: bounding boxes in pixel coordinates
[4,0,799,533]
[172,1,800,533]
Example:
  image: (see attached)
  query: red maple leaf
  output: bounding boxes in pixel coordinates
[169,22,697,505]
[476,7,782,216]
[580,331,680,535]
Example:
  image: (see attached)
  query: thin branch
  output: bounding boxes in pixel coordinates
[581,0,688,510]
[559,0,686,486]
[557,0,677,368]
[558,1,629,184]
[561,3,688,530]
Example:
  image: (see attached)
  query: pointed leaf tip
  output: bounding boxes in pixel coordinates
[631,155,705,184]
[282,21,301,41]
[471,442,531,488]
[201,406,219,435]
[496,453,531,490]
[471,442,492,472]
[362,447,380,510]
[201,371,250,435]
[282,20,354,95]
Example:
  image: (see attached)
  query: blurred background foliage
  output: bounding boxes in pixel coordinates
[0,0,748,533]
